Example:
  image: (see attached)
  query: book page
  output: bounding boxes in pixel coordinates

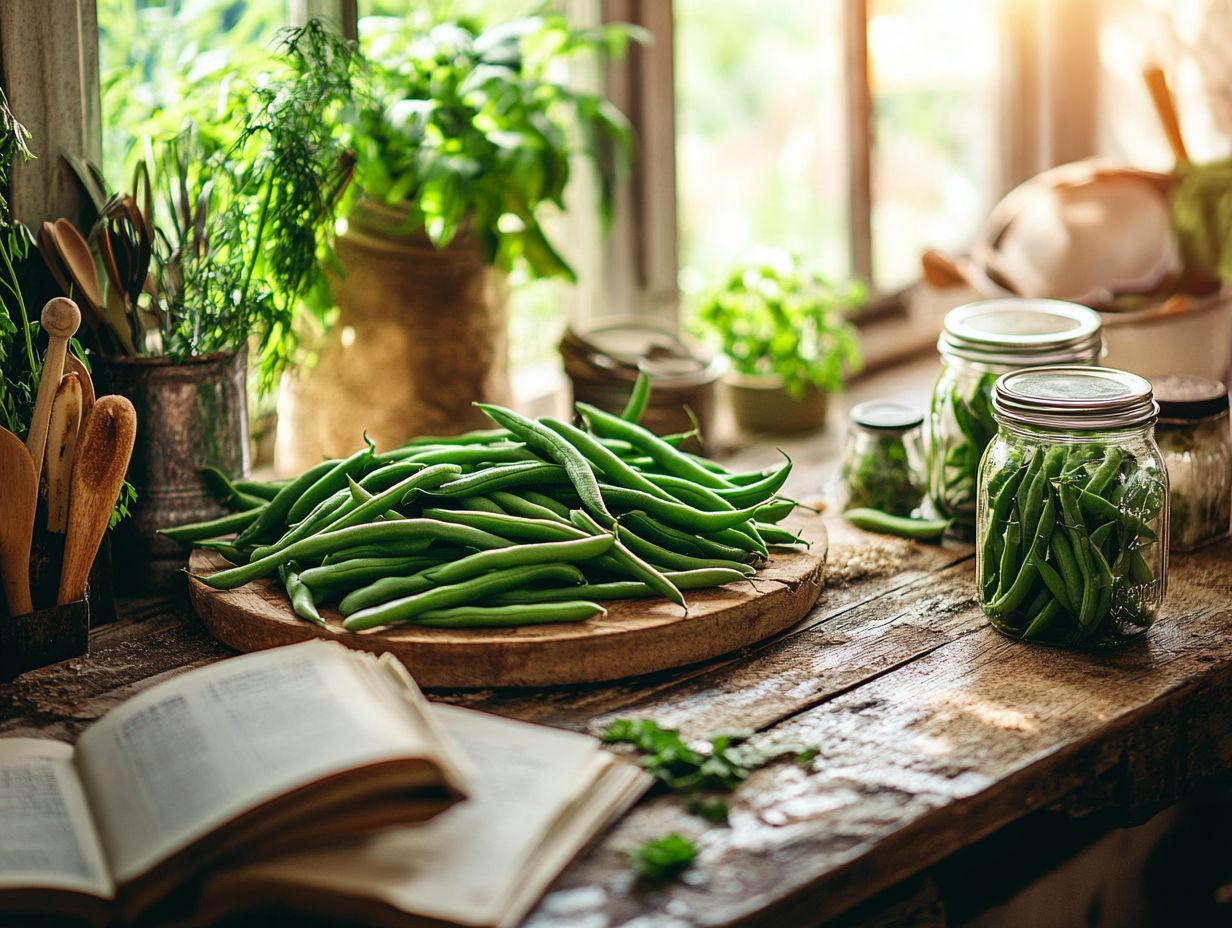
[0,739,113,899]
[212,705,648,927]
[74,641,460,886]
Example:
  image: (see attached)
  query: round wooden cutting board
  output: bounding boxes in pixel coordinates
[187,512,828,689]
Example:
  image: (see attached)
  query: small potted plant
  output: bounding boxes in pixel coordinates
[276,12,641,470]
[693,250,864,434]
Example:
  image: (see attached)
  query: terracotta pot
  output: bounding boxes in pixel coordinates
[725,372,830,435]
[276,199,510,473]
[92,347,250,585]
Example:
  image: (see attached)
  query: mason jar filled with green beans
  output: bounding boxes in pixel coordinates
[977,367,1169,648]
[929,300,1102,537]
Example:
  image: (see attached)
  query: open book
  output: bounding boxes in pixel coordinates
[1,641,649,928]
[0,640,471,926]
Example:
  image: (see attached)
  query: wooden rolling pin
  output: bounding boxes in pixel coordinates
[25,298,81,479]
[58,396,136,605]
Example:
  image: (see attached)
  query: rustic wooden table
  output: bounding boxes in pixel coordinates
[3,359,1230,927]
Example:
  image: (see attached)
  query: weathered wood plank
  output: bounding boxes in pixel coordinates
[524,539,1232,927]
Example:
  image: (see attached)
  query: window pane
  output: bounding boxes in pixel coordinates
[98,0,287,186]
[1099,0,1232,169]
[868,0,999,290]
[674,0,849,293]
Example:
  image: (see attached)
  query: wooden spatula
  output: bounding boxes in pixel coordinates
[46,373,84,534]
[25,298,81,480]
[0,426,37,616]
[58,396,136,605]
[62,353,96,429]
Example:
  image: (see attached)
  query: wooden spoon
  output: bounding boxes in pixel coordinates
[0,426,37,616]
[45,373,84,534]
[62,354,96,429]
[1143,65,1189,165]
[59,395,137,605]
[49,220,104,317]
[25,298,81,480]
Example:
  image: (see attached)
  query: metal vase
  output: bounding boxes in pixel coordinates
[92,348,250,584]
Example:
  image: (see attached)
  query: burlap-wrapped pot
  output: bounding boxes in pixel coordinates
[276,199,511,472]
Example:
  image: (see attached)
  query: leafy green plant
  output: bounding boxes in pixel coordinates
[0,87,39,435]
[692,249,864,396]
[351,12,642,280]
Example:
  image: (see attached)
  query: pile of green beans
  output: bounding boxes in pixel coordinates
[165,385,806,632]
[928,370,998,535]
[978,440,1166,647]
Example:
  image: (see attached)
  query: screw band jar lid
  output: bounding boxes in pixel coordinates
[849,401,923,432]
[993,366,1158,431]
[1151,375,1230,421]
[938,299,1103,367]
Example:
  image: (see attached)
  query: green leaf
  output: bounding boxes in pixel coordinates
[628,833,697,881]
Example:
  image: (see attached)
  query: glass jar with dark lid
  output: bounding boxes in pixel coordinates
[1152,375,1230,551]
[976,366,1168,648]
[928,299,1102,536]
[840,401,926,516]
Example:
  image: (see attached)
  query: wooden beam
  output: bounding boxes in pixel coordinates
[0,0,100,228]
[843,0,873,285]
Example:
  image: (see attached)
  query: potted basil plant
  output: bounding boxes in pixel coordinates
[276,12,642,471]
[693,250,864,434]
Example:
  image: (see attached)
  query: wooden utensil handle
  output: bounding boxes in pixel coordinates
[46,373,84,534]
[26,299,82,479]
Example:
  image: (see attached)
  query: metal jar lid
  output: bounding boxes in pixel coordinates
[1151,375,1230,422]
[849,401,923,432]
[938,299,1103,367]
[993,366,1158,431]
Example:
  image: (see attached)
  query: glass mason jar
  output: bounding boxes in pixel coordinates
[1152,376,1231,551]
[929,300,1102,537]
[977,367,1169,648]
[840,401,926,516]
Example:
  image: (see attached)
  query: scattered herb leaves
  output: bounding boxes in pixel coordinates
[628,833,697,881]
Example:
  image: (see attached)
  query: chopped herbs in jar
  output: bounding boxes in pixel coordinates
[840,401,925,516]
[1152,376,1231,551]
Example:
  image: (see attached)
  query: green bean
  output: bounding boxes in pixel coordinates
[394,428,510,448]
[1084,447,1124,496]
[612,521,756,576]
[475,404,616,525]
[343,564,589,631]
[422,509,589,543]
[412,601,605,628]
[200,467,268,510]
[753,498,796,524]
[234,458,338,545]
[1034,555,1073,614]
[1051,532,1083,613]
[569,510,685,607]
[428,462,571,497]
[198,520,513,591]
[324,464,462,534]
[404,444,538,466]
[709,456,792,508]
[597,484,761,532]
[286,441,376,525]
[299,556,439,597]
[358,461,426,492]
[488,491,570,524]
[194,539,252,563]
[622,512,763,566]
[339,572,435,616]
[707,525,769,557]
[540,416,674,501]
[621,370,651,423]
[491,567,749,603]
[577,402,732,489]
[523,489,572,519]
[1021,599,1061,640]
[234,478,290,500]
[279,562,325,627]
[160,505,267,543]
[321,542,466,565]
[844,508,949,541]
[423,534,614,585]
[753,522,809,546]
[252,492,351,561]
[641,472,736,511]
[989,496,1055,615]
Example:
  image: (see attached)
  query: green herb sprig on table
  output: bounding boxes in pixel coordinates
[628,833,697,881]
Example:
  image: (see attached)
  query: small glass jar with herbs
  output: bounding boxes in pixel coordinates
[840,401,926,516]
[1152,376,1231,551]
[929,300,1103,537]
[977,367,1168,648]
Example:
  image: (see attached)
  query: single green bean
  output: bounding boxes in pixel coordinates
[621,370,651,423]
[597,484,761,532]
[569,510,684,607]
[613,521,756,576]
[160,505,266,543]
[523,489,572,519]
[279,562,325,627]
[299,556,439,597]
[412,601,604,628]
[491,567,749,603]
[422,509,588,543]
[541,416,674,501]
[234,458,338,545]
[488,490,570,524]
[428,462,571,497]
[423,534,614,585]
[844,508,949,541]
[344,563,589,631]
[286,441,376,525]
